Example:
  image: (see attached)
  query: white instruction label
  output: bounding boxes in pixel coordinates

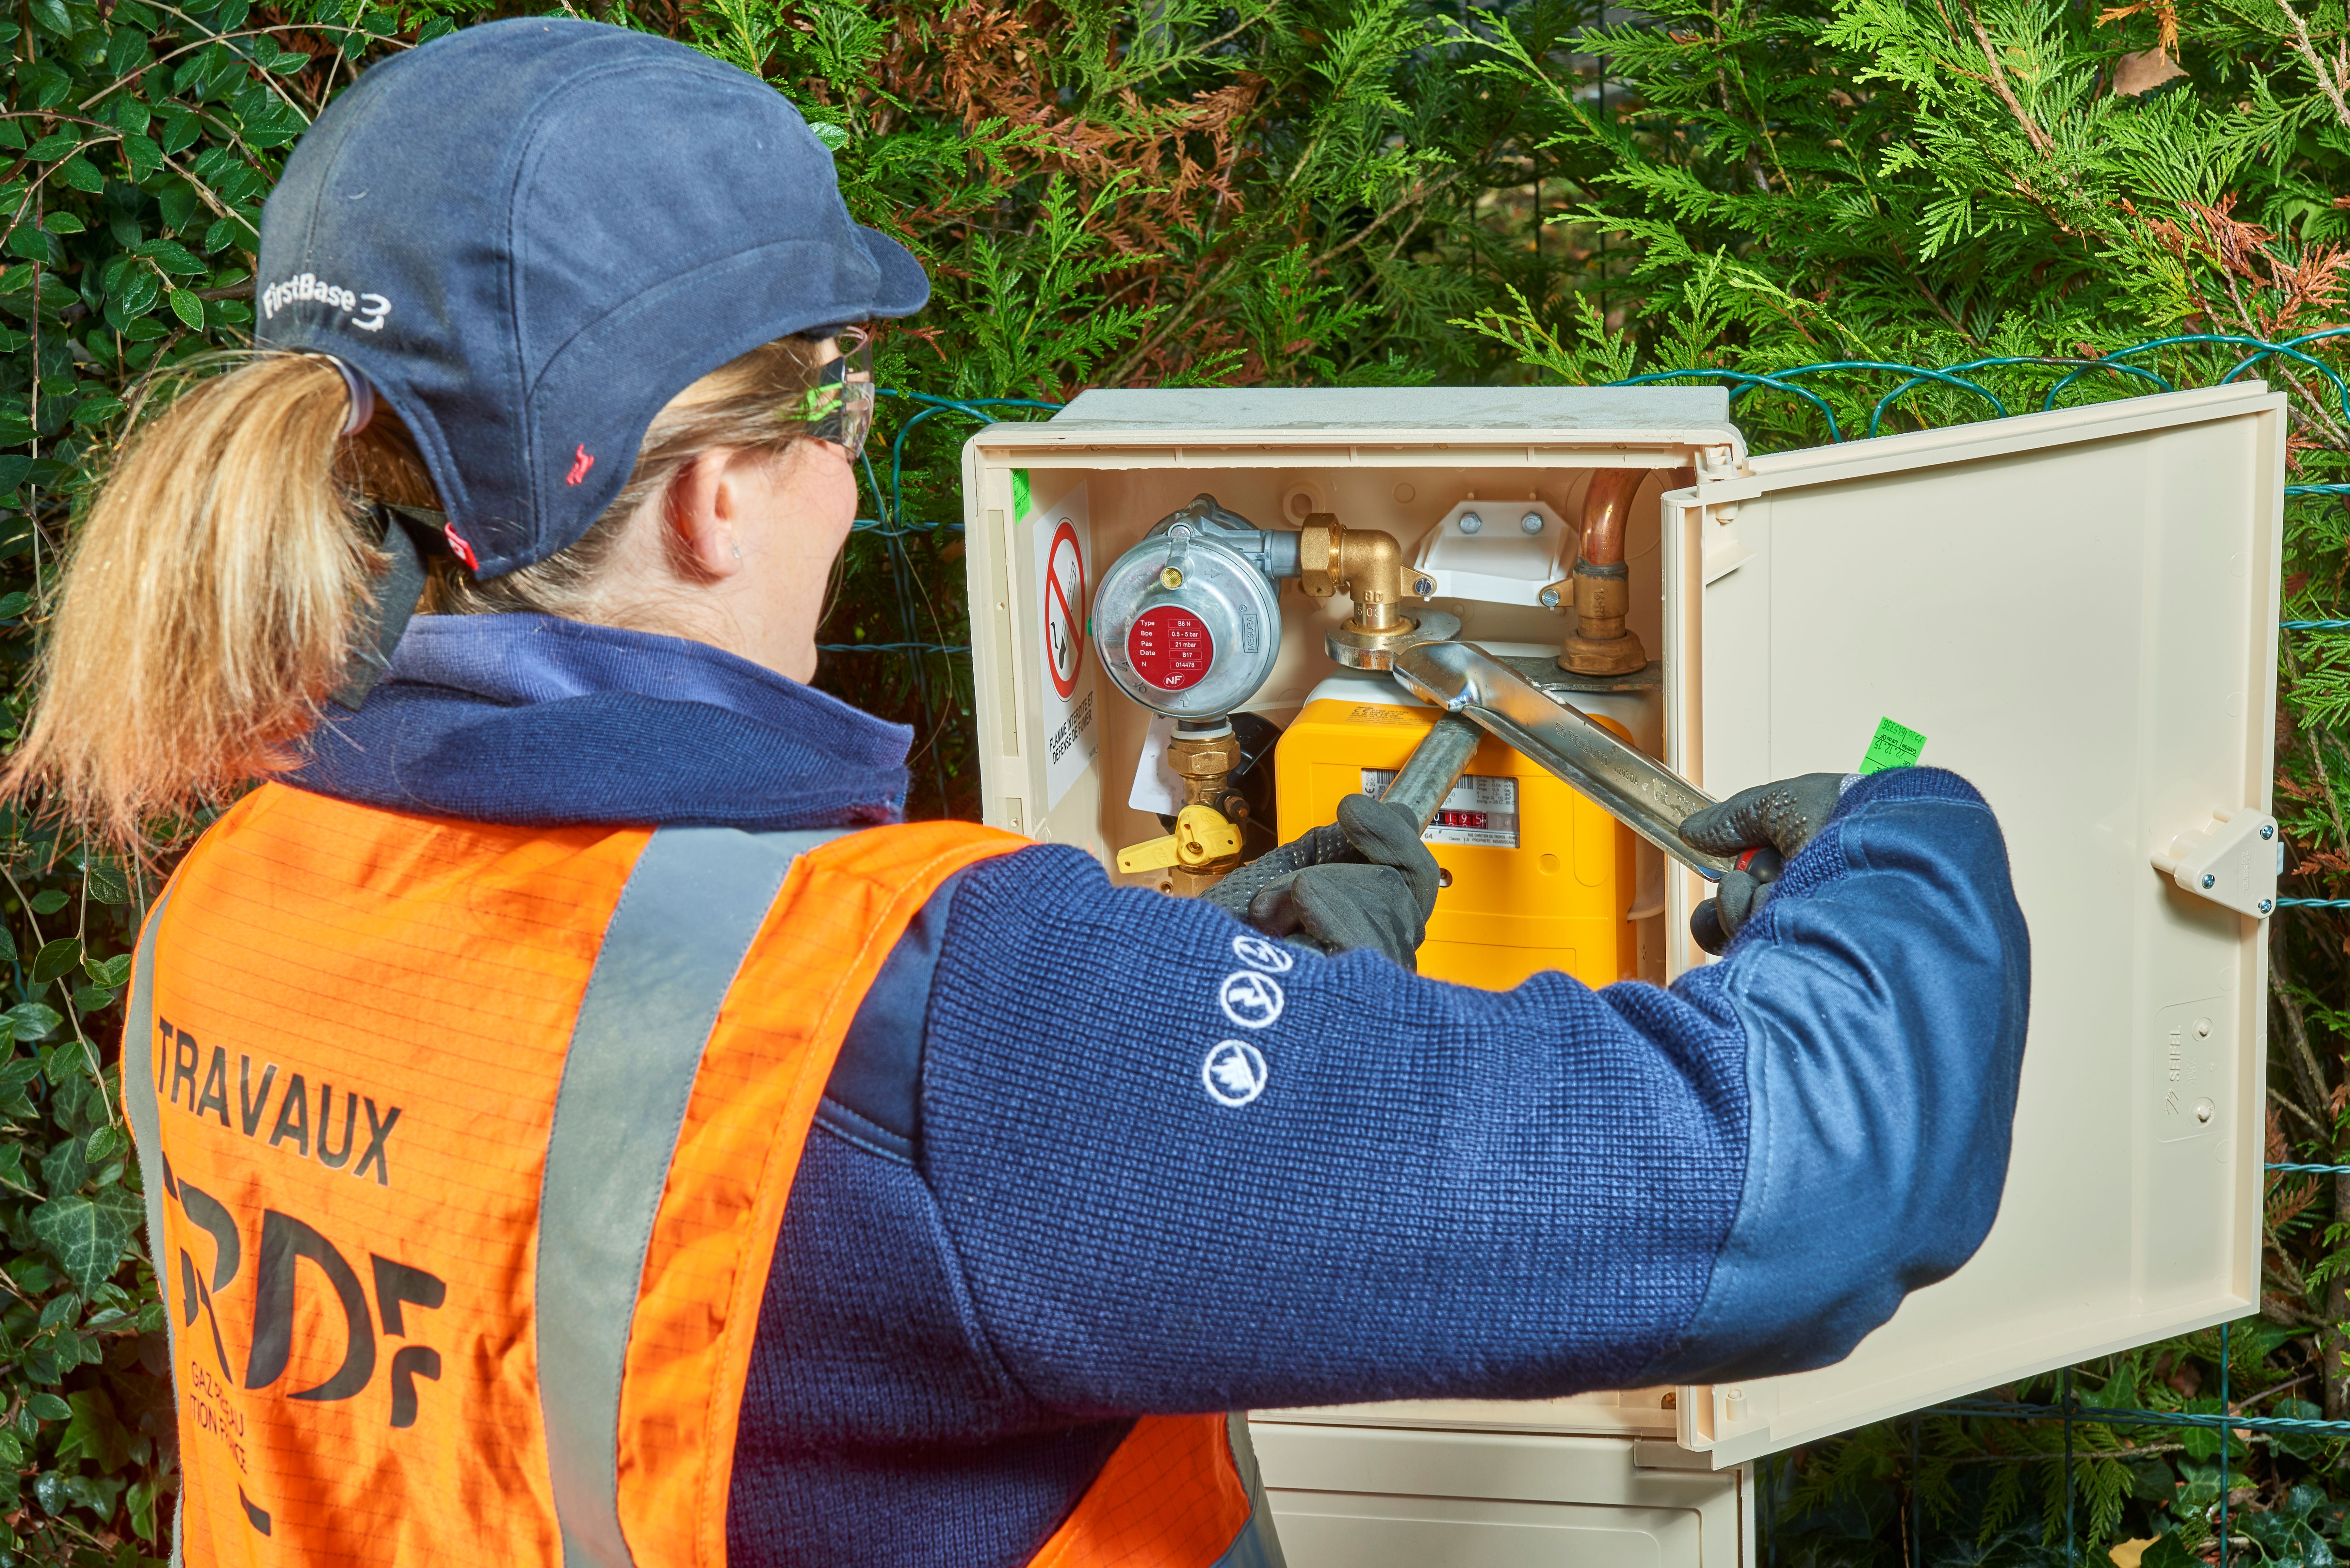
[1360,769,1519,848]
[1129,713,1185,816]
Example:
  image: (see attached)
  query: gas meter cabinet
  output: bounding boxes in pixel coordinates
[961,384,2283,1568]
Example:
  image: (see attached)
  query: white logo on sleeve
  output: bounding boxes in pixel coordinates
[1218,970,1284,1029]
[1201,1040,1269,1107]
[1230,933,1295,974]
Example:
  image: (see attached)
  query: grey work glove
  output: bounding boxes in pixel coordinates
[1679,772,1847,955]
[1244,794,1441,970]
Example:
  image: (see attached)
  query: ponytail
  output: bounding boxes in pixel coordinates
[3,353,425,848]
[6,334,830,851]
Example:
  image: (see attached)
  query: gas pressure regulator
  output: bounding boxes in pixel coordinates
[1092,495,1457,893]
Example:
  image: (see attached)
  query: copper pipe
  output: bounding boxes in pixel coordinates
[1576,468,1645,571]
[1559,466,1691,676]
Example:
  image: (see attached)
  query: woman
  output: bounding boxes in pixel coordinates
[6,19,2031,1568]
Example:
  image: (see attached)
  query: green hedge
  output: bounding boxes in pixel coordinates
[0,0,2341,1561]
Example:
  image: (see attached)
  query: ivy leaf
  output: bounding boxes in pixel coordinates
[15,59,69,108]
[167,287,204,330]
[155,179,198,232]
[70,392,123,426]
[119,131,161,180]
[156,109,200,157]
[6,1002,63,1042]
[110,265,159,320]
[55,1390,130,1470]
[135,236,203,273]
[0,1056,40,1117]
[53,155,104,194]
[39,1132,85,1196]
[6,225,61,266]
[29,1187,139,1295]
[30,937,81,985]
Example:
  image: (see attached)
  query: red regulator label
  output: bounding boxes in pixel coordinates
[1126,605,1215,691]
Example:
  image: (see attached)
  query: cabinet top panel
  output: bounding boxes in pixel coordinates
[1045,385,1732,432]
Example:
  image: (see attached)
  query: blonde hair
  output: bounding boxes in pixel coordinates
[4,338,827,849]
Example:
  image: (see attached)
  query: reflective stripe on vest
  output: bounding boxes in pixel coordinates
[537,825,840,1568]
[123,783,1275,1568]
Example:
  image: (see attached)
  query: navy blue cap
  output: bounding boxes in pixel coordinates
[254,19,926,578]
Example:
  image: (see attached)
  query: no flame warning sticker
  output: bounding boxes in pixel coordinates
[1045,521,1086,699]
[1025,481,1099,811]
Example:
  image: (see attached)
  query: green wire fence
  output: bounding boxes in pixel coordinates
[831,332,2350,1564]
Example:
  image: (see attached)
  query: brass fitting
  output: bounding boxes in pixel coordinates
[1297,514,1407,633]
[1166,728,1241,808]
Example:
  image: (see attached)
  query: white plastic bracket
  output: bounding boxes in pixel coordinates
[2150,807,2279,919]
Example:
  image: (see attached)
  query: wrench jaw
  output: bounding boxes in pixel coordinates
[1390,640,1738,884]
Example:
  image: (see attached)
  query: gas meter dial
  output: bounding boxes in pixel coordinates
[1094,498,1292,719]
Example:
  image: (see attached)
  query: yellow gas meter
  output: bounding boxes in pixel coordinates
[1273,680,1635,990]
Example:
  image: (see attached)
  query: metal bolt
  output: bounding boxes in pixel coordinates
[1458,511,1483,534]
[2260,823,2275,840]
[2259,898,2274,914]
[1539,587,1562,609]
[1160,566,1184,589]
[1414,576,1436,596]
[1520,511,1544,534]
[2202,873,2217,889]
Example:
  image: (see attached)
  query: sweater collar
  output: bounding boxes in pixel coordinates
[288,614,912,830]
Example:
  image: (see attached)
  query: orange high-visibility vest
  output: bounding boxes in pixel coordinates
[123,783,1280,1568]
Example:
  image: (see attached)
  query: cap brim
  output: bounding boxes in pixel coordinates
[855,225,931,319]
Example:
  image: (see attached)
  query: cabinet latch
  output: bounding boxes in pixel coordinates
[2151,807,2279,918]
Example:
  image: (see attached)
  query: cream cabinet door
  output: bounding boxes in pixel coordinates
[1661,382,2288,1466]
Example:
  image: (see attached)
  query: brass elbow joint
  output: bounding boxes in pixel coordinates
[1298,514,1406,632]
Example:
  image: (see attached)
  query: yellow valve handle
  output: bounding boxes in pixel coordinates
[1117,834,1180,874]
[1115,805,1243,874]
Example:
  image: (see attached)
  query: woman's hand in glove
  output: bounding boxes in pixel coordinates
[1679,772,1848,955]
[1244,794,1441,969]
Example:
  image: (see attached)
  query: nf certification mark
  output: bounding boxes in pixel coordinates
[1045,520,1086,700]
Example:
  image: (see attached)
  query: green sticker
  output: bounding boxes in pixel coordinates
[1858,717,1927,775]
[1011,469,1031,523]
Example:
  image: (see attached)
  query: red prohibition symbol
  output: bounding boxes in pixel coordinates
[1045,520,1086,700]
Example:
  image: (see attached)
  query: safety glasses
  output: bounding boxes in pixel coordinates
[804,325,875,454]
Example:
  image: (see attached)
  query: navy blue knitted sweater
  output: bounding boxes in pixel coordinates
[290,614,2032,1568]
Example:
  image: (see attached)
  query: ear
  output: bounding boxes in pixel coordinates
[662,450,751,581]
